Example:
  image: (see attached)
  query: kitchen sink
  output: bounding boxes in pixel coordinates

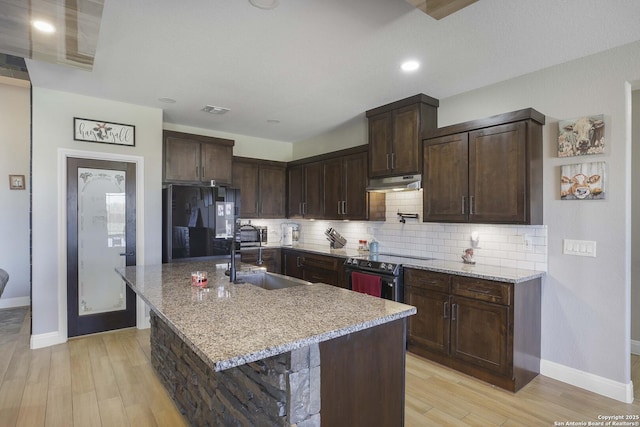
[237,271,311,290]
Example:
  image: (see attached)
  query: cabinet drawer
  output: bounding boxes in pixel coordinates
[452,276,511,306]
[301,253,340,271]
[404,269,450,293]
[241,248,279,263]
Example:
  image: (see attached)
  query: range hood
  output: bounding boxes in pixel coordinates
[366,174,422,193]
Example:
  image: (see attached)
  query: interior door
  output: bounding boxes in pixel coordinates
[67,157,136,337]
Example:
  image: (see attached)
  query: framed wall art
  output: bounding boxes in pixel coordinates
[74,117,135,146]
[558,114,605,157]
[8,174,25,190]
[560,162,605,200]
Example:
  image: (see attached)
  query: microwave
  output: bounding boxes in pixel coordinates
[237,225,267,247]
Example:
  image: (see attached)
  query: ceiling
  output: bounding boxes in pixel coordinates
[13,0,640,143]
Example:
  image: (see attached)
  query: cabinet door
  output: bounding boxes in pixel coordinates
[164,137,200,182]
[469,122,527,223]
[241,248,280,273]
[259,165,286,218]
[282,250,304,279]
[342,152,368,220]
[323,158,343,220]
[201,142,233,184]
[304,162,324,218]
[405,286,450,356]
[287,165,304,218]
[423,133,469,222]
[233,161,260,218]
[391,104,421,175]
[450,296,510,375]
[368,112,393,177]
[303,268,338,286]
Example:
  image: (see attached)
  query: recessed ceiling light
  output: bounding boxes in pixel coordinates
[32,20,56,34]
[401,60,420,72]
[158,97,176,104]
[249,0,279,10]
[201,105,230,115]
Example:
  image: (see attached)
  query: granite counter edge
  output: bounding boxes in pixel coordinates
[403,264,546,283]
[116,267,416,372]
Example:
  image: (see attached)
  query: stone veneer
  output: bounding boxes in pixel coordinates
[150,312,320,427]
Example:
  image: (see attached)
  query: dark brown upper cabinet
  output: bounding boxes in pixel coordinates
[287,146,385,221]
[366,94,439,178]
[232,157,286,219]
[287,161,324,219]
[323,151,369,220]
[163,130,234,185]
[423,108,545,225]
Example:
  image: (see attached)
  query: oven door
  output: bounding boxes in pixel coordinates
[345,269,402,302]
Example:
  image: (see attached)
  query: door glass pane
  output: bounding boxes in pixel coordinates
[77,167,127,315]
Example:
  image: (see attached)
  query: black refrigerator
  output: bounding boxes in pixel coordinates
[162,184,240,263]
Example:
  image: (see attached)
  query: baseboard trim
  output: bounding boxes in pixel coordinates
[0,296,30,309]
[631,340,640,355]
[30,331,67,349]
[540,359,634,403]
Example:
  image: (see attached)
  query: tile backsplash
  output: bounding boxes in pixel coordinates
[244,191,548,272]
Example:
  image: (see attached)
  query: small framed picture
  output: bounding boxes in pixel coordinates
[9,174,25,190]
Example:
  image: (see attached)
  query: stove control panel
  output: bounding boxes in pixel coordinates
[344,257,400,275]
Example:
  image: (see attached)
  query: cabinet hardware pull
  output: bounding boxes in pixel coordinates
[386,154,390,170]
[468,288,492,294]
[256,202,260,214]
[337,201,341,215]
[469,196,474,215]
[461,196,466,215]
[343,201,347,215]
[202,167,205,179]
[451,303,457,321]
[443,301,449,319]
[391,152,395,170]
[296,256,302,267]
[195,166,199,179]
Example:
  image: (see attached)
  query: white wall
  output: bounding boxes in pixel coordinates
[164,122,293,162]
[632,90,640,346]
[292,115,368,160]
[0,78,30,308]
[31,88,163,343]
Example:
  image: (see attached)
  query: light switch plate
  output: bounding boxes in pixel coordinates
[563,239,597,257]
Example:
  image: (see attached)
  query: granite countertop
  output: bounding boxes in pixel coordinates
[255,243,545,283]
[397,259,545,283]
[116,260,416,372]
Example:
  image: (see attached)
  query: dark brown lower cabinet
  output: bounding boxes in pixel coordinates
[404,268,540,392]
[281,249,346,288]
[320,318,406,427]
[240,248,281,273]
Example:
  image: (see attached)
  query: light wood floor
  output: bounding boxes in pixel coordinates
[2,309,640,427]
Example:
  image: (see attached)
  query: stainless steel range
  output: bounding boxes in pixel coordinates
[344,256,403,302]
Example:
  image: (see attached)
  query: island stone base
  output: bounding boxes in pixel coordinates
[150,312,320,427]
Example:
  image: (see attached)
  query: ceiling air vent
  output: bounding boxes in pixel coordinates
[201,105,230,115]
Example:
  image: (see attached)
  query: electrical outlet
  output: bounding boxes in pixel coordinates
[563,239,597,257]
[524,234,533,251]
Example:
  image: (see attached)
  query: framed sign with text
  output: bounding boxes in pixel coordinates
[74,117,135,146]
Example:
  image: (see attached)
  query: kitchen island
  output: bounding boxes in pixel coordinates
[116,260,416,427]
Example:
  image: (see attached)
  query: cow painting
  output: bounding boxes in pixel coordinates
[560,162,605,200]
[558,115,605,157]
